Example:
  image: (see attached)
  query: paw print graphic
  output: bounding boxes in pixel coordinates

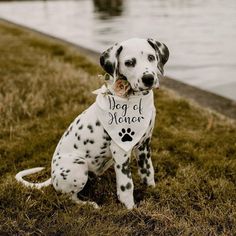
[119,128,135,142]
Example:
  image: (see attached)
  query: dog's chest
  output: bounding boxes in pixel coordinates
[94,90,155,152]
[53,97,155,174]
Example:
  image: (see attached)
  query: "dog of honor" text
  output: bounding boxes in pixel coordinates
[108,96,144,125]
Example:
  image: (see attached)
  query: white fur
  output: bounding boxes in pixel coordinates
[15,167,51,189]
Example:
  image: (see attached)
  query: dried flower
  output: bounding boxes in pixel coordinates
[113,79,131,98]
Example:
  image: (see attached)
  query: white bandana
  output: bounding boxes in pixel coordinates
[93,86,155,152]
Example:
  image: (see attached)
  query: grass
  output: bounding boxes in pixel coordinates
[0,20,236,236]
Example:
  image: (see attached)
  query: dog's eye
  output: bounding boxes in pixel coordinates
[148,54,155,62]
[125,58,136,67]
[125,61,133,67]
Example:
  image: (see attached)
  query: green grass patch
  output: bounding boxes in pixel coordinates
[0,20,236,235]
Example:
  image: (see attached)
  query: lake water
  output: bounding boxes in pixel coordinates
[0,0,236,100]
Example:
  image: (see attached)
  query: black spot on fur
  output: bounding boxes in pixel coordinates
[116,46,123,57]
[138,138,150,151]
[87,124,93,133]
[138,153,146,168]
[78,125,83,130]
[141,168,147,174]
[149,119,152,126]
[126,182,132,189]
[121,159,131,178]
[60,172,68,179]
[120,185,126,191]
[104,60,115,75]
[85,154,91,158]
[74,144,78,149]
[101,142,108,149]
[96,120,101,126]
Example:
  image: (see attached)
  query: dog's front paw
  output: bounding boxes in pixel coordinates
[147,179,156,187]
[124,201,135,210]
[141,176,156,187]
[118,193,135,210]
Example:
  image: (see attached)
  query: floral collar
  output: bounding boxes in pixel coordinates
[95,74,151,99]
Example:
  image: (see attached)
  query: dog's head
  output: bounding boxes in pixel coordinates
[100,38,169,91]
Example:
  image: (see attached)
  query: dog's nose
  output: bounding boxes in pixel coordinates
[142,74,154,87]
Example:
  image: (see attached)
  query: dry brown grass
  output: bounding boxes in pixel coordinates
[0,20,236,235]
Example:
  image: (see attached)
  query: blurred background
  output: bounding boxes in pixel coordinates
[0,0,236,100]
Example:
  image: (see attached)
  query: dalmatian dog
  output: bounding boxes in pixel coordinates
[16,38,169,209]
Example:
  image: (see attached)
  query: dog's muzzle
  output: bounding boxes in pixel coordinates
[142,74,154,87]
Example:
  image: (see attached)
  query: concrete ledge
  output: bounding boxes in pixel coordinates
[162,77,236,119]
[1,18,236,120]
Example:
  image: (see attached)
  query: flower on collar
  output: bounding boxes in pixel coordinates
[113,79,131,98]
[98,73,131,98]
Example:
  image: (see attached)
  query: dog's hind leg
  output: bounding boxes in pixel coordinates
[52,153,99,208]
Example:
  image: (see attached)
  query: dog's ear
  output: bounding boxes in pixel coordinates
[147,38,169,74]
[100,44,123,78]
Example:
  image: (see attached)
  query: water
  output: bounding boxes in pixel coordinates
[0,0,236,100]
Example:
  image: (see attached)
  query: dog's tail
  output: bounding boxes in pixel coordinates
[15,167,51,189]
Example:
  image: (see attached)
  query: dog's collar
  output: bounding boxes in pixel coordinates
[92,85,151,99]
